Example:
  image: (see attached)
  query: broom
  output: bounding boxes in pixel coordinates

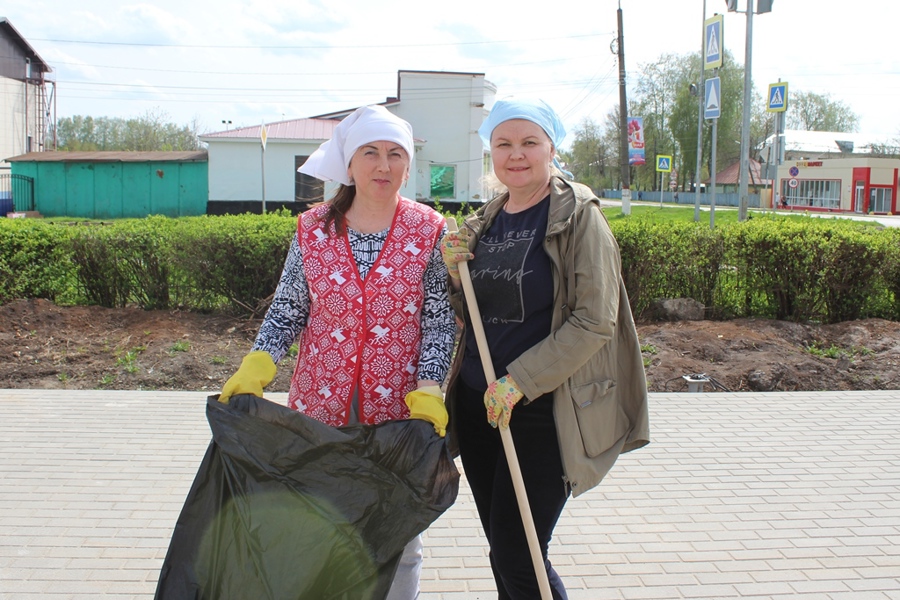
[446,217,552,599]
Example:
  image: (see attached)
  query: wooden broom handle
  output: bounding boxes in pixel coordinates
[445,217,552,599]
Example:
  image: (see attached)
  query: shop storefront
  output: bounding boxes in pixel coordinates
[774,157,900,214]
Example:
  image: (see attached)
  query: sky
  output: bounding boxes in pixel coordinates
[7,0,900,148]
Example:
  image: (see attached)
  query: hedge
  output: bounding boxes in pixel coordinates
[2,210,898,324]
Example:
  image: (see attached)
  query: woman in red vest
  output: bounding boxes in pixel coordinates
[219,104,456,600]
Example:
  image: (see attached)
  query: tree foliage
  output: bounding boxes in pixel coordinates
[563,117,617,191]
[54,109,202,152]
[786,91,859,132]
[568,51,861,193]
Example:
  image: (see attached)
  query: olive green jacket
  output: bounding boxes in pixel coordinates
[445,176,650,497]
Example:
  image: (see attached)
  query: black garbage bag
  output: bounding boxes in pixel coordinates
[155,394,460,600]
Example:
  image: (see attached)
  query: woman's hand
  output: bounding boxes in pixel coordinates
[484,375,524,429]
[404,385,448,437]
[219,351,277,403]
[440,229,474,280]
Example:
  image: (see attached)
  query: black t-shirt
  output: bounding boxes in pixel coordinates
[460,196,554,392]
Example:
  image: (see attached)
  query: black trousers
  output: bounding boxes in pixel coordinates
[455,379,570,600]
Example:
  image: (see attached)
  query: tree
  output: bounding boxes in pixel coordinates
[573,50,861,195]
[629,50,745,192]
[786,91,859,132]
[632,54,683,191]
[750,90,776,162]
[54,109,202,151]
[585,104,634,191]
[565,117,616,190]
[867,141,900,158]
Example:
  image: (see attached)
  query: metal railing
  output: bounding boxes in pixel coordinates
[0,174,35,214]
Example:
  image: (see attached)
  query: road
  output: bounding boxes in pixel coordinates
[604,198,900,227]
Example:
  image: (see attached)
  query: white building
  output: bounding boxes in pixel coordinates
[758,130,900,213]
[0,18,53,170]
[774,157,899,214]
[200,70,497,214]
[760,129,899,164]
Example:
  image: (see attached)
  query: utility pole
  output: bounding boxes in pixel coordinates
[731,0,774,219]
[616,2,631,214]
[693,0,707,222]
[737,0,754,221]
[703,12,724,229]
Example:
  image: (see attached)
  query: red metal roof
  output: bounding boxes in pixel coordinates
[200,113,425,144]
[202,118,341,141]
[705,158,770,186]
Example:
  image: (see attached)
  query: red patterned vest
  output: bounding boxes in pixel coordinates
[288,197,444,426]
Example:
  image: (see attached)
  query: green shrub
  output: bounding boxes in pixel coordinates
[610,219,724,319]
[68,224,135,308]
[872,228,900,320]
[169,211,296,315]
[723,219,830,321]
[3,208,899,326]
[0,219,77,304]
[818,225,886,323]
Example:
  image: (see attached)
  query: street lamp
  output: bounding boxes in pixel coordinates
[221,120,232,130]
[728,0,774,221]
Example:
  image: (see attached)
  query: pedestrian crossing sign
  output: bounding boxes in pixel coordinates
[656,155,672,172]
[704,15,724,70]
[767,82,788,112]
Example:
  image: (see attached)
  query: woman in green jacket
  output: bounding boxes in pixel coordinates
[442,98,650,599]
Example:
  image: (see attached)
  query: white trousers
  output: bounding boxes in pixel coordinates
[385,534,423,600]
[347,390,422,600]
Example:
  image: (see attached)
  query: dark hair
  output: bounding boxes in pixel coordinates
[313,184,355,236]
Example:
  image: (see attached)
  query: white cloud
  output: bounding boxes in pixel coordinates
[5,0,898,139]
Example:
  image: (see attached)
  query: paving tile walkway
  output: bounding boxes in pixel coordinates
[0,389,898,599]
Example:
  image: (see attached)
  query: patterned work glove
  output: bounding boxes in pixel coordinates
[404,385,448,437]
[440,229,474,280]
[219,350,276,403]
[484,375,525,430]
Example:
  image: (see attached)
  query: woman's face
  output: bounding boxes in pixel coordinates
[489,119,554,193]
[347,141,410,202]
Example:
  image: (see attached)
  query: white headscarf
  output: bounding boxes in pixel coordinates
[298,105,414,186]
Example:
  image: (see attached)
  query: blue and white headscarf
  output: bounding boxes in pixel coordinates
[477,98,572,178]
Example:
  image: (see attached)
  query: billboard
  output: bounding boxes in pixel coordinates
[627,117,646,166]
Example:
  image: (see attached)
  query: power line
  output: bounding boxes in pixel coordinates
[31,33,605,50]
[46,55,606,78]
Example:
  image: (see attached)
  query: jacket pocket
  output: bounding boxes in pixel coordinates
[571,379,629,458]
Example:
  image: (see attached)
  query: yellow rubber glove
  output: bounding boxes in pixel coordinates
[440,229,473,280]
[219,351,277,403]
[404,385,448,437]
[484,375,525,430]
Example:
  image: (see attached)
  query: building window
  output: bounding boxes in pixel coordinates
[430,165,456,200]
[295,156,324,202]
[870,187,893,213]
[781,178,840,209]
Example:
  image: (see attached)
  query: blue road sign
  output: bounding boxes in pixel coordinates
[705,77,721,119]
[767,82,788,112]
[704,15,724,70]
[656,155,672,172]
